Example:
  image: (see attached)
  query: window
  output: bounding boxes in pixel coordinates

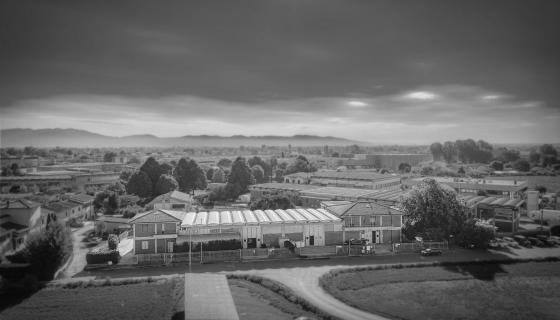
[141,241,148,250]
[141,224,149,233]
[162,223,165,234]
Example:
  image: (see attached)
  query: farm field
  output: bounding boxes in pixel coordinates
[228,278,319,320]
[491,175,560,193]
[321,261,560,320]
[0,277,184,320]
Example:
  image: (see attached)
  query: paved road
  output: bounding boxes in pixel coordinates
[58,221,94,279]
[185,274,239,320]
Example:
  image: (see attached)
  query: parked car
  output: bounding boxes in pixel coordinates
[549,236,560,245]
[536,235,557,247]
[527,236,545,247]
[488,239,500,249]
[502,237,520,248]
[421,248,443,256]
[513,235,532,248]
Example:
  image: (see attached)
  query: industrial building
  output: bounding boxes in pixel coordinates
[459,195,525,233]
[404,177,528,199]
[283,170,402,190]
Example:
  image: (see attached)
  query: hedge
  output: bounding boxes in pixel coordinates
[86,249,120,265]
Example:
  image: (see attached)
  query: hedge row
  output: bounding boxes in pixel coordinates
[86,249,120,265]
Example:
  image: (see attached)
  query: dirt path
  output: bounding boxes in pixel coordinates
[58,221,94,279]
[227,265,390,320]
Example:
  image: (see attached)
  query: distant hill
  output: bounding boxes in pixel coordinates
[0,128,363,148]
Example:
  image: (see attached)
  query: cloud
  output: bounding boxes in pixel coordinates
[2,84,559,143]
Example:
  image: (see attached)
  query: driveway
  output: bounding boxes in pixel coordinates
[228,265,389,320]
[57,221,94,279]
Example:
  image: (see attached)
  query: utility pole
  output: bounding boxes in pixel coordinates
[189,228,192,273]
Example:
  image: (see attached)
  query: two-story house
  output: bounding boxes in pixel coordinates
[323,201,403,244]
[129,209,187,254]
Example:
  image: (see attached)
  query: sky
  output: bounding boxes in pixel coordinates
[1,0,559,144]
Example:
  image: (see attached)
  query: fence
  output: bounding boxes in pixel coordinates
[392,241,449,253]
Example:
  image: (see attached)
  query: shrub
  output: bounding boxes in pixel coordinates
[6,221,72,281]
[108,234,119,250]
[86,249,120,265]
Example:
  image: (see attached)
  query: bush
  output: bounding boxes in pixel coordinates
[5,221,72,281]
[86,249,120,265]
[108,234,119,250]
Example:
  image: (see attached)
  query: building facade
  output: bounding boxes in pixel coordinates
[129,210,187,254]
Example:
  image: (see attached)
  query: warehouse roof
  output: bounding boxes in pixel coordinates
[181,208,340,227]
[459,195,524,208]
[248,183,322,192]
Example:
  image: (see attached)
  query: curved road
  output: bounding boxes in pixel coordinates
[227,265,390,320]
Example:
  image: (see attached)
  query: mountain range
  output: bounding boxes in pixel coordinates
[0,128,362,148]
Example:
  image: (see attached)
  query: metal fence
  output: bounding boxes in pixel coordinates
[392,241,449,253]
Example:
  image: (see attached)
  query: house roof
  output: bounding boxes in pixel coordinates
[68,193,95,204]
[248,183,322,192]
[323,201,403,217]
[181,208,340,228]
[128,209,186,224]
[44,201,78,212]
[148,190,192,206]
[96,216,131,224]
[0,199,40,209]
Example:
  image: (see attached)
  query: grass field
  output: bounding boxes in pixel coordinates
[491,175,560,192]
[0,277,184,320]
[322,262,560,320]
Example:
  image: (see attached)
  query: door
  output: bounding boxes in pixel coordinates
[309,236,315,246]
[372,231,380,244]
[167,241,174,253]
[247,238,257,248]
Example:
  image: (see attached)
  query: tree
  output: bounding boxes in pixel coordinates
[160,162,173,175]
[456,219,495,248]
[421,166,434,176]
[217,158,233,168]
[104,151,117,162]
[248,156,272,178]
[6,221,72,281]
[285,155,316,175]
[441,141,456,163]
[251,165,266,183]
[226,157,254,199]
[126,170,153,198]
[139,157,164,190]
[206,167,215,181]
[108,234,119,250]
[104,193,120,214]
[497,148,520,163]
[212,168,227,183]
[401,179,467,241]
[513,159,530,172]
[250,195,295,210]
[154,174,179,196]
[174,158,207,192]
[107,181,126,195]
[489,160,503,171]
[398,162,411,173]
[93,191,109,212]
[127,157,141,164]
[529,150,541,163]
[429,142,444,161]
[119,170,133,182]
[539,144,558,158]
[535,185,547,194]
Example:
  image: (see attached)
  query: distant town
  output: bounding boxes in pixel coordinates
[1,136,559,319]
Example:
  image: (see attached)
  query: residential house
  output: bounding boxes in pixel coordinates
[323,201,403,244]
[129,210,187,254]
[0,199,44,251]
[147,190,193,211]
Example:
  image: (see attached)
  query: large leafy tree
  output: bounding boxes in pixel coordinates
[154,174,179,196]
[401,179,467,241]
[251,165,266,184]
[6,220,72,281]
[441,141,457,163]
[250,195,294,210]
[174,158,207,192]
[126,170,153,198]
[226,157,254,199]
[139,157,164,190]
[429,142,443,161]
[248,156,272,178]
[211,167,227,183]
[285,155,317,175]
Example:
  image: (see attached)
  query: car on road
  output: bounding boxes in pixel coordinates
[527,236,545,247]
[513,235,532,248]
[536,235,557,247]
[502,237,520,248]
[421,248,443,256]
